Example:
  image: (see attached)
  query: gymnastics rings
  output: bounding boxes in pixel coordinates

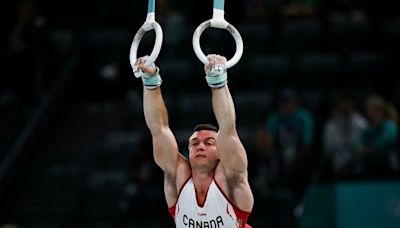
[192,0,244,69]
[129,0,163,78]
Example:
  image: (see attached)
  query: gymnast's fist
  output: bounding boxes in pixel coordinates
[205,54,227,75]
[135,55,157,76]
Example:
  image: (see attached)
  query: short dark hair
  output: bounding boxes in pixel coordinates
[193,123,218,132]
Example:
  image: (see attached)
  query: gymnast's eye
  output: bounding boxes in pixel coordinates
[205,139,215,146]
[190,141,199,147]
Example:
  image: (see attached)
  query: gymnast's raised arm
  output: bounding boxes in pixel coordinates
[135,57,190,207]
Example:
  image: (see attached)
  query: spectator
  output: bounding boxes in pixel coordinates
[322,93,368,179]
[356,94,399,178]
[265,88,314,201]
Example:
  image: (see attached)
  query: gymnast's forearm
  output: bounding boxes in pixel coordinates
[211,85,237,134]
[143,88,170,135]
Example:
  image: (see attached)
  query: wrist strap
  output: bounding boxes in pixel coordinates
[142,67,162,89]
[206,72,227,88]
[205,64,228,88]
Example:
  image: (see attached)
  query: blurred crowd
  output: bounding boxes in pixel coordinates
[248,89,399,204]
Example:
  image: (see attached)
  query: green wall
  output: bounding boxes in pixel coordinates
[300,181,400,228]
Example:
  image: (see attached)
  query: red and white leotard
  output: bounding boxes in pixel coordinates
[168,178,251,228]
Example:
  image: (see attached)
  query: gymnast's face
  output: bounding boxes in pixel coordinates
[188,130,219,170]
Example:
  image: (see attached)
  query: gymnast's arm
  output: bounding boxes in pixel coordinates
[136,58,190,207]
[207,55,254,212]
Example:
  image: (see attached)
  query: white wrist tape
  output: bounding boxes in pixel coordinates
[205,64,227,88]
[142,67,162,89]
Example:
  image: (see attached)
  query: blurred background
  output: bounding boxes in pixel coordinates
[1,0,400,227]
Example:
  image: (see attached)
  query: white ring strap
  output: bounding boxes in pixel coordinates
[129,0,163,78]
[192,1,243,69]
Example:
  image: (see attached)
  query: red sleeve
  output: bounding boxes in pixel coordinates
[232,205,251,228]
[168,205,176,219]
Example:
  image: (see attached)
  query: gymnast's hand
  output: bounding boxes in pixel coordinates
[204,54,228,88]
[135,55,157,76]
[204,54,227,75]
[135,55,162,89]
